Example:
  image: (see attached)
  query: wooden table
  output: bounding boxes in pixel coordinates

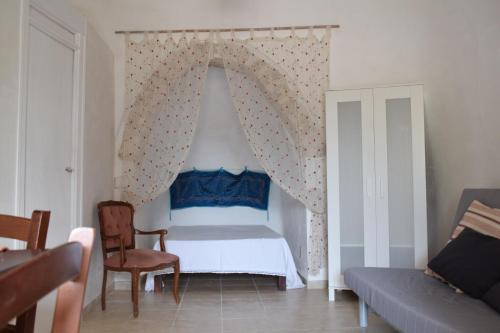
[0,249,41,274]
[0,243,82,331]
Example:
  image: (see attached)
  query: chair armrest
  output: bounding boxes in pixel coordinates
[134,229,168,252]
[102,234,126,267]
[135,229,167,235]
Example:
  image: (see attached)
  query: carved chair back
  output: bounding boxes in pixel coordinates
[97,201,136,259]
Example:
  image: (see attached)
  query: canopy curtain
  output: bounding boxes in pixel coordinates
[120,36,211,205]
[119,30,330,273]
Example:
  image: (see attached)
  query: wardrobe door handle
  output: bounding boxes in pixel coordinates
[65,167,74,173]
[378,176,384,198]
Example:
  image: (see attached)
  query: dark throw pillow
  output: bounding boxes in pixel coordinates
[427,227,500,298]
[483,282,500,314]
[425,200,500,285]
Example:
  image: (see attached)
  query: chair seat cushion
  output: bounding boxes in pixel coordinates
[105,249,178,270]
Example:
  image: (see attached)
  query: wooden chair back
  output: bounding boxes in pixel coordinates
[97,201,136,258]
[52,227,95,333]
[0,211,50,333]
[0,242,82,331]
[0,211,50,250]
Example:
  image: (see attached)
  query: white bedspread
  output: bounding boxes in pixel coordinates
[145,225,304,290]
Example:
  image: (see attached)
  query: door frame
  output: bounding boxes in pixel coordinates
[16,0,86,234]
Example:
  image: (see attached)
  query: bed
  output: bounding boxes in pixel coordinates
[145,225,304,291]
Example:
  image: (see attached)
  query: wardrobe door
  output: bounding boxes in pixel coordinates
[373,85,427,269]
[326,89,376,300]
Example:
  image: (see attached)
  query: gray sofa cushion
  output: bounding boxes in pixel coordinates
[345,267,500,333]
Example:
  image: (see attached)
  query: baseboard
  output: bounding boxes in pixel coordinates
[306,279,327,289]
[297,270,327,289]
[100,273,327,291]
[83,295,101,315]
[297,271,307,284]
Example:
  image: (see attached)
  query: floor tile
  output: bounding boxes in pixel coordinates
[222,299,266,319]
[81,274,396,333]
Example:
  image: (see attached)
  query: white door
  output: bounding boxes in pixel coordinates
[22,0,85,246]
[373,85,427,268]
[326,89,376,300]
[20,0,85,331]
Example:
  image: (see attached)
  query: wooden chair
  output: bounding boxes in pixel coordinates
[97,201,180,317]
[0,243,82,332]
[0,211,50,333]
[52,227,95,333]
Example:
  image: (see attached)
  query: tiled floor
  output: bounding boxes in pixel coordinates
[81,274,396,333]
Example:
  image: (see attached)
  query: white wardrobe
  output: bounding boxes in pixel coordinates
[326,85,427,301]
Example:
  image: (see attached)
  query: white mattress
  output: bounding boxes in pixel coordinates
[145,225,304,290]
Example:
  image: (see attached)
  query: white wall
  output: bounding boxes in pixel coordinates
[81,25,115,306]
[65,0,500,277]
[0,0,22,248]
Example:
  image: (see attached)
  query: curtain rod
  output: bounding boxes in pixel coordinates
[115,24,339,35]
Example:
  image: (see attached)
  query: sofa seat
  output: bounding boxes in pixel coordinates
[345,267,500,333]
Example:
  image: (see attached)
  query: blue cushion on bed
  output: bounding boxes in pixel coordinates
[170,169,270,210]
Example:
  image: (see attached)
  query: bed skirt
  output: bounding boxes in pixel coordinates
[145,225,305,290]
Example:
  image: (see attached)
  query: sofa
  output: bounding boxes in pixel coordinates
[344,189,500,333]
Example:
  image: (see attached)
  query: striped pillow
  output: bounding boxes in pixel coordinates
[455,200,500,239]
[425,200,500,288]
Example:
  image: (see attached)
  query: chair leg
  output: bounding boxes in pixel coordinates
[14,305,37,333]
[130,274,134,302]
[101,269,107,311]
[154,274,163,293]
[131,270,140,318]
[162,274,168,287]
[172,260,180,304]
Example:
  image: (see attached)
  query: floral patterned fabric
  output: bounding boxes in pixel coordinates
[120,35,211,206]
[119,30,330,273]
